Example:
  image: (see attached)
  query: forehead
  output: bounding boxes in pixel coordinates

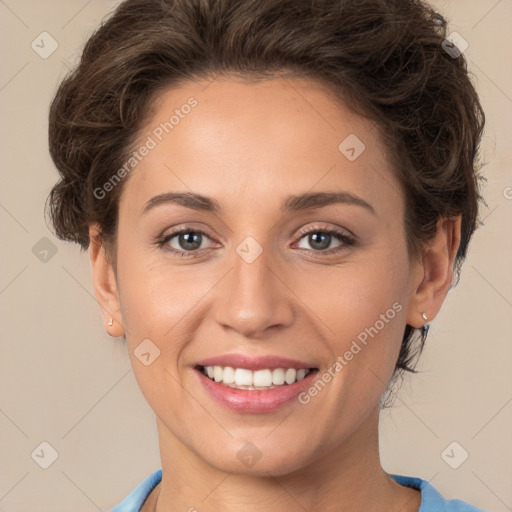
[119,76,402,220]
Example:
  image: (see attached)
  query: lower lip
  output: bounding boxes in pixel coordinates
[195,368,318,414]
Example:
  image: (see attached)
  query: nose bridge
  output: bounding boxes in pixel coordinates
[213,236,294,338]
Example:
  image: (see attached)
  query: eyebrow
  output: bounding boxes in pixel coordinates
[141,191,376,216]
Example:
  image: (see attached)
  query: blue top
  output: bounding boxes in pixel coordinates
[110,469,489,511]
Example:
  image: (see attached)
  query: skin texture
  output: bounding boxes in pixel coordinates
[89,77,461,511]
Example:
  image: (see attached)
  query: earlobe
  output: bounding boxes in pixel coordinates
[88,224,125,338]
[405,216,462,329]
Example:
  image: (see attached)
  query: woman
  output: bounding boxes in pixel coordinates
[46,0,488,510]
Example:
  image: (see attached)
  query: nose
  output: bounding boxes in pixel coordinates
[213,245,295,340]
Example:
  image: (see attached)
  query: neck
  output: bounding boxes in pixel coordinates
[150,406,420,512]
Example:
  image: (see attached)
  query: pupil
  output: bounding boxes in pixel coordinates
[180,232,201,250]
[310,233,330,250]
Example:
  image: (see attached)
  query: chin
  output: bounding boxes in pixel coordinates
[200,442,311,477]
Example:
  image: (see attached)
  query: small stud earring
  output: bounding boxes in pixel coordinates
[420,312,430,335]
[108,318,113,327]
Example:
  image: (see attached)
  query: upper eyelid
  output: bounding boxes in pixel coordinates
[162,224,352,239]
[296,223,355,238]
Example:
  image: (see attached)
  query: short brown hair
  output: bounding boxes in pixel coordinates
[46,0,486,402]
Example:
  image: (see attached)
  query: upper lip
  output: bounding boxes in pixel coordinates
[195,354,318,371]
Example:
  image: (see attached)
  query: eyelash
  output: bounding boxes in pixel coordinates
[155,224,356,259]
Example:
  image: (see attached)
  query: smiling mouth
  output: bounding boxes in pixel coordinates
[195,365,319,390]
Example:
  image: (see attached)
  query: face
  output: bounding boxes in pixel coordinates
[96,76,428,476]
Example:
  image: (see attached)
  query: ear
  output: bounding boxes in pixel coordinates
[88,224,125,337]
[405,215,462,328]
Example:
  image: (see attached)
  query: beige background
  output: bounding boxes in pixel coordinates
[0,0,510,510]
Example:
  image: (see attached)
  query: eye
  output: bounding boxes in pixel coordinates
[294,225,355,255]
[155,224,356,258]
[155,226,216,257]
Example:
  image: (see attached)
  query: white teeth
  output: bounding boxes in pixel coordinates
[272,368,285,385]
[234,368,253,386]
[296,369,306,381]
[285,368,297,384]
[201,365,313,388]
[253,369,272,387]
[213,366,223,382]
[222,366,235,384]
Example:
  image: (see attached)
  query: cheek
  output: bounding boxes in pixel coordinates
[115,246,218,399]
[116,249,196,416]
[298,252,409,376]
[116,239,196,338]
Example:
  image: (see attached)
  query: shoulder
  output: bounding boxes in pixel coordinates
[110,469,162,512]
[389,474,490,512]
